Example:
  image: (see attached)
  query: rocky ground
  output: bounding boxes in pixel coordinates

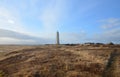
[0,45,120,77]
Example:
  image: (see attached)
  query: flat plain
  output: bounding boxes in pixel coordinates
[0,44,120,77]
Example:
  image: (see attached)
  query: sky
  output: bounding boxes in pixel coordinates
[0,0,120,44]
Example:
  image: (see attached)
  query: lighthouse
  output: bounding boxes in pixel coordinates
[56,31,60,45]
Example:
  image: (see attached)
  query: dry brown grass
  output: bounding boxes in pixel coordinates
[0,45,120,77]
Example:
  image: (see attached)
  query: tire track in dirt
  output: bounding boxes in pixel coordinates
[103,49,120,77]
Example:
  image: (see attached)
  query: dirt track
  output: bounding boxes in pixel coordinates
[103,49,120,77]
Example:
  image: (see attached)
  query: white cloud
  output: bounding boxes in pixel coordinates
[8,19,15,24]
[39,0,67,32]
[89,28,120,43]
[0,29,53,44]
[60,32,86,44]
[0,37,35,44]
[100,18,120,29]
[0,6,26,32]
[0,1,57,44]
[83,18,120,44]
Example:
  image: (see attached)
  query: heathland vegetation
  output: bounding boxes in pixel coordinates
[0,44,120,77]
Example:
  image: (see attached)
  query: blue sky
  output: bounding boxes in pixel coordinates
[0,0,120,44]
